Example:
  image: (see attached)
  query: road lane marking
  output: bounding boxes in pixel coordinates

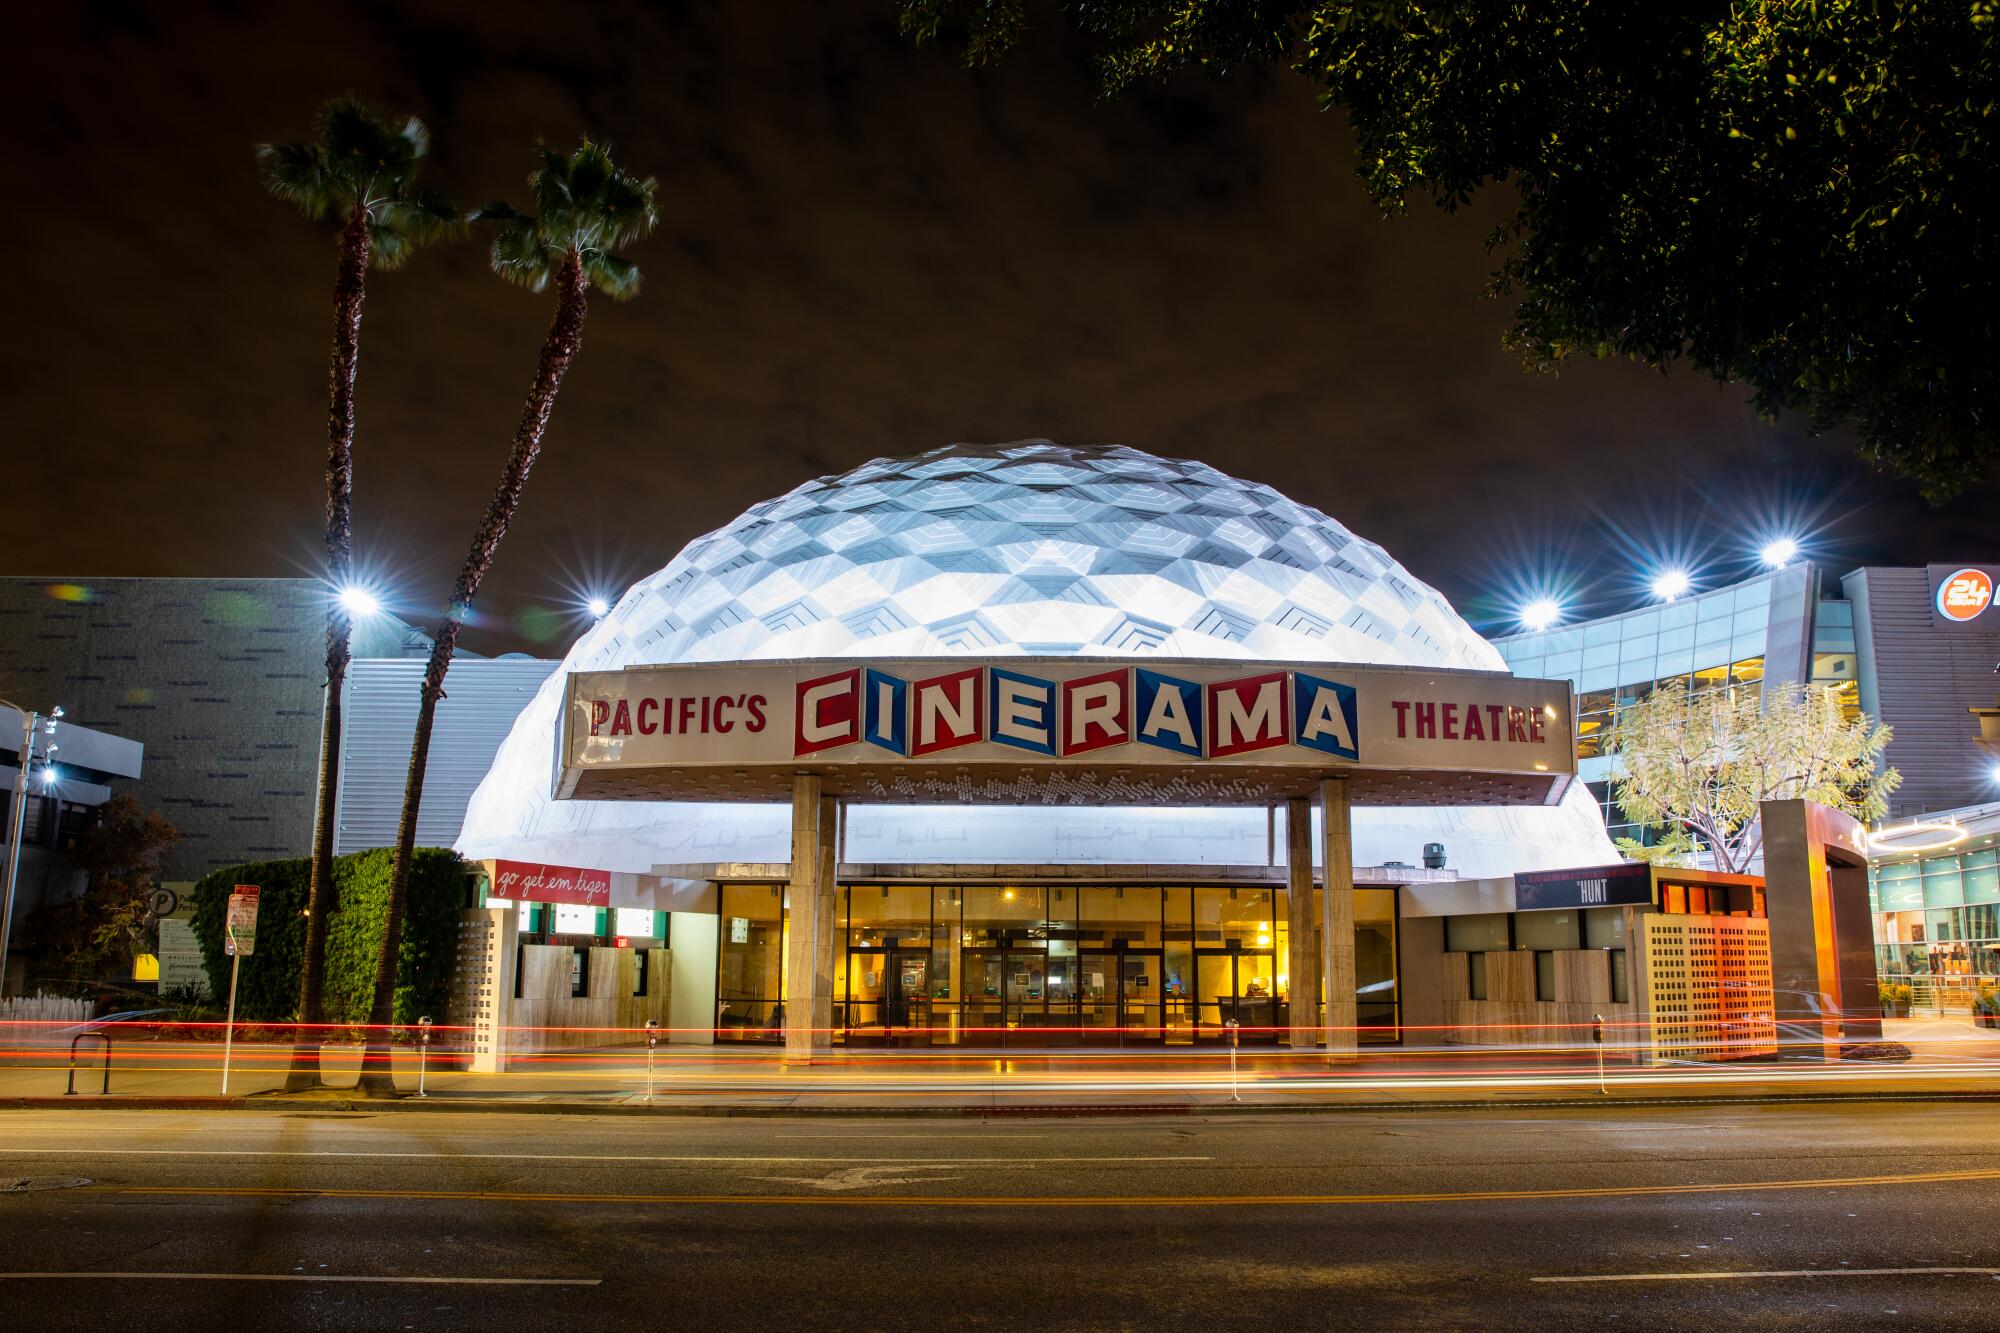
[0,1273,599,1286]
[1534,1268,2000,1283]
[0,1149,1200,1165]
[111,1165,2000,1208]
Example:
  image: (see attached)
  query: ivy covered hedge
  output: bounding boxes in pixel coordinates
[188,848,469,1024]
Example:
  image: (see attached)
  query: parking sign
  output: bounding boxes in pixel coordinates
[224,885,260,957]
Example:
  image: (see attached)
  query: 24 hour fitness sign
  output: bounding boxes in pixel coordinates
[558,658,1576,807]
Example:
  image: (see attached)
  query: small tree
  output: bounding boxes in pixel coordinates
[1606,679,1899,873]
[25,796,179,980]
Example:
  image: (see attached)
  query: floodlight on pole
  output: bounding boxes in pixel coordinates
[335,585,381,619]
[587,596,611,619]
[1520,598,1562,632]
[1651,569,1692,602]
[1760,537,1800,568]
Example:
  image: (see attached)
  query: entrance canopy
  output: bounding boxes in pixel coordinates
[557,656,1575,807]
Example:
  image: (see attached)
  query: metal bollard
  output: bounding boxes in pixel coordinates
[645,1019,660,1102]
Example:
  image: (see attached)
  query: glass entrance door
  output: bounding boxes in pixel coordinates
[1120,952,1164,1042]
[1079,951,1165,1044]
[1196,951,1280,1043]
[963,949,1046,1044]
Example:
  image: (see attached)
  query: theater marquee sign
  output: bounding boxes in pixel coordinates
[556,658,1576,808]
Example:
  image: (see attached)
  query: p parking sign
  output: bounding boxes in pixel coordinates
[224,885,260,957]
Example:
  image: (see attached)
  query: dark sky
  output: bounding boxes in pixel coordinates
[8,1,1991,655]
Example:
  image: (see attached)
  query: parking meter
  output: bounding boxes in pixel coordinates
[645,1018,660,1049]
[415,1016,433,1098]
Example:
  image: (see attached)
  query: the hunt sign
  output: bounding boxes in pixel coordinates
[558,657,1575,807]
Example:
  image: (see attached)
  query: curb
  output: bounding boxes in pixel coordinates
[5,1089,2000,1118]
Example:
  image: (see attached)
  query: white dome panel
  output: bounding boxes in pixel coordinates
[457,440,1617,877]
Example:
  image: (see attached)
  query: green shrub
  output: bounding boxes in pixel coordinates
[189,848,470,1024]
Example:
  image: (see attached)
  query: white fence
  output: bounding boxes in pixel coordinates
[0,993,95,1048]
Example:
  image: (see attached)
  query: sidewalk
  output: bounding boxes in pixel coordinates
[5,1018,2000,1114]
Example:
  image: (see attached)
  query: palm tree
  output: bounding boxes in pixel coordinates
[257,96,460,1090]
[355,142,655,1094]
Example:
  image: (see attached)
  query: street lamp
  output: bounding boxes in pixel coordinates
[1759,537,1800,569]
[1651,569,1692,602]
[1520,598,1562,633]
[336,585,381,619]
[586,596,611,619]
[1,702,61,998]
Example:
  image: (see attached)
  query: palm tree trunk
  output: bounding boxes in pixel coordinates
[357,252,588,1094]
[286,204,369,1092]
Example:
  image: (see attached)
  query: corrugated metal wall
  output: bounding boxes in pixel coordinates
[337,658,559,854]
[1843,567,2000,817]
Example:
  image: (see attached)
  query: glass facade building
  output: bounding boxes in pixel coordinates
[714,880,1400,1046]
[1492,565,1815,848]
[1870,809,2000,1004]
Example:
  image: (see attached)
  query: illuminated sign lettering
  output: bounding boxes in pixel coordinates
[1938,567,1994,623]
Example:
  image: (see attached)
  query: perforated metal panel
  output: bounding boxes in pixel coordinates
[1641,913,1776,1065]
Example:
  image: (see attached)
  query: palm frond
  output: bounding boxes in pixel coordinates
[532,146,574,215]
[567,141,612,203]
[367,221,411,270]
[470,201,529,224]
[595,170,659,248]
[319,97,413,177]
[585,251,642,300]
[396,115,430,161]
[381,189,468,245]
[256,141,341,216]
[487,215,553,291]
[485,140,656,300]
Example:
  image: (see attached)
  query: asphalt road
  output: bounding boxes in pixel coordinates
[4,1103,2000,1330]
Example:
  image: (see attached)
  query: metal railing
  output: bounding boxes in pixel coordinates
[65,1031,111,1096]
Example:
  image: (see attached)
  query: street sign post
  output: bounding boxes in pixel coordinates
[220,886,259,1095]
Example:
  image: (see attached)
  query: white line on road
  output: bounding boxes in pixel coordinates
[1534,1268,2000,1284]
[0,1273,599,1286]
[0,1148,1203,1165]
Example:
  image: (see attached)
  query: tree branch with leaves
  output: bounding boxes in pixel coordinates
[1606,679,1899,873]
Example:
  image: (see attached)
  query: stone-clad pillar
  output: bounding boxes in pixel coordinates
[1319,778,1358,1058]
[784,774,830,1062]
[813,796,841,1040]
[1285,797,1319,1049]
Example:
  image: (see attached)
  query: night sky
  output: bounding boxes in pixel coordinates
[10,1,1991,656]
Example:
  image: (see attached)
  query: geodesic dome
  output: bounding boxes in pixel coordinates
[456,441,1617,876]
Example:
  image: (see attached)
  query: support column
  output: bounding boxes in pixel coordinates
[1283,798,1317,1049]
[784,774,830,1062]
[1319,778,1358,1059]
[813,797,840,1041]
